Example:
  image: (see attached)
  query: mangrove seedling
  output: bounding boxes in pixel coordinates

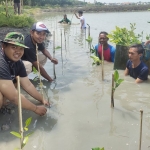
[90,55,101,66]
[86,36,93,52]
[107,23,141,46]
[10,117,33,149]
[111,70,124,107]
[92,147,104,150]
[55,46,61,50]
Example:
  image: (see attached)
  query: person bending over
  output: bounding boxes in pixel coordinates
[21,22,58,82]
[58,14,71,25]
[0,32,49,116]
[124,44,149,83]
[74,10,86,29]
[95,31,116,62]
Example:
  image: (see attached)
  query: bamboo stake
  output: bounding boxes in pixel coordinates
[35,44,44,98]
[87,24,90,37]
[64,30,66,51]
[61,30,63,75]
[139,109,143,150]
[17,76,23,149]
[101,44,104,81]
[111,74,114,108]
[53,31,56,79]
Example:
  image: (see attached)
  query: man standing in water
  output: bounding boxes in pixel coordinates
[58,14,71,25]
[124,44,149,83]
[95,31,116,62]
[74,10,86,29]
[0,32,49,115]
[22,22,58,82]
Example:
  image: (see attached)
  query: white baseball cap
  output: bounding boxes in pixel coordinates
[31,22,50,33]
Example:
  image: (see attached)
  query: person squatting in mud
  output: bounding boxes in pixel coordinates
[0,32,50,116]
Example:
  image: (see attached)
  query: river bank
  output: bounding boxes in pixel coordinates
[41,4,150,13]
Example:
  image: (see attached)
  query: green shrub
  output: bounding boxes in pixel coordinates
[0,13,35,27]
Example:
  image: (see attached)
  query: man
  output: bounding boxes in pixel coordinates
[74,10,86,29]
[58,14,71,25]
[22,22,58,82]
[14,0,20,15]
[124,44,149,83]
[0,32,49,115]
[95,31,116,62]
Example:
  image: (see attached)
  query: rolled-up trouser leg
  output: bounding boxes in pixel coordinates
[22,61,32,75]
[23,53,47,75]
[38,53,47,66]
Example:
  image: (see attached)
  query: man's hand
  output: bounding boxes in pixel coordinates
[34,105,47,116]
[42,99,50,106]
[51,58,58,64]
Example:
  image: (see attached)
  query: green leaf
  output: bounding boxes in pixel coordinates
[55,46,61,50]
[24,127,28,131]
[25,117,32,128]
[33,67,38,74]
[26,131,34,137]
[114,70,119,82]
[92,147,104,150]
[10,131,22,138]
[118,79,124,84]
[23,136,29,144]
[14,148,20,150]
[22,136,29,148]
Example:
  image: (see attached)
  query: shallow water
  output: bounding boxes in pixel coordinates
[1,12,150,150]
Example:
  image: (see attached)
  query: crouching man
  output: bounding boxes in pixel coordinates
[0,32,50,116]
[124,44,149,83]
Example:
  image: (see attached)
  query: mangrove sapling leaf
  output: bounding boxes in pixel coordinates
[33,66,38,74]
[86,36,93,44]
[92,147,104,150]
[22,136,29,148]
[90,55,101,65]
[10,131,22,138]
[55,46,61,50]
[114,69,119,82]
[113,70,124,91]
[25,117,32,128]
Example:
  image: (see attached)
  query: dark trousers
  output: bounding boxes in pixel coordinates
[14,3,20,14]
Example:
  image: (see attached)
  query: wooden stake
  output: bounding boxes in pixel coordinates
[53,31,56,79]
[101,44,104,81]
[139,109,143,150]
[35,44,44,98]
[17,76,23,149]
[111,74,114,108]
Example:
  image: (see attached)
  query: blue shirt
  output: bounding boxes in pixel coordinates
[95,44,116,62]
[126,60,149,80]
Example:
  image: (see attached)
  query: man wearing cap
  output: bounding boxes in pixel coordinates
[0,32,50,116]
[22,22,58,82]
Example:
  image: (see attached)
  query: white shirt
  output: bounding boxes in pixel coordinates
[79,16,86,29]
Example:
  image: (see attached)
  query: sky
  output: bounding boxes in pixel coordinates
[84,0,150,3]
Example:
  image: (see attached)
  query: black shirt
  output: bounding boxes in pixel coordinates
[21,35,45,63]
[14,0,20,3]
[0,49,27,83]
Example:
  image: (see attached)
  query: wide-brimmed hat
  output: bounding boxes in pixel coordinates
[31,22,50,33]
[0,32,28,48]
